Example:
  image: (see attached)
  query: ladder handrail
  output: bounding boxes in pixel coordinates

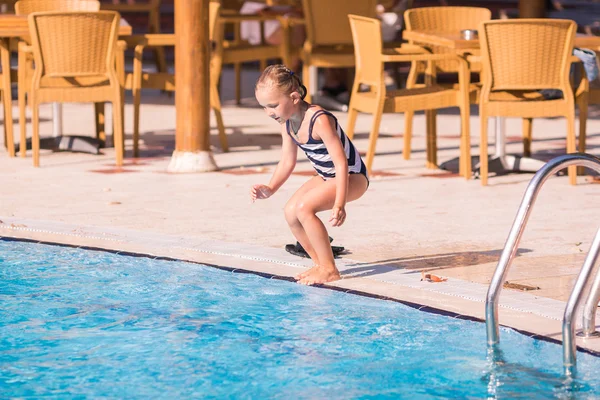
[485,153,600,375]
[564,227,600,371]
[581,236,600,338]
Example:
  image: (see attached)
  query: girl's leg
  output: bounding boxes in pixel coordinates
[284,176,325,269]
[295,174,368,285]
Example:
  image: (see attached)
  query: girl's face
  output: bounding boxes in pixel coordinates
[255,86,299,124]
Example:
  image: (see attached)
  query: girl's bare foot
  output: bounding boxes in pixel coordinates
[295,265,319,280]
[297,265,341,285]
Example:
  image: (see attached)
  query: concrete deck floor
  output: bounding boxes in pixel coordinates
[3,67,600,356]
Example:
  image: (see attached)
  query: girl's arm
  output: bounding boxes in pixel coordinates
[251,125,297,201]
[312,114,349,226]
[268,125,298,192]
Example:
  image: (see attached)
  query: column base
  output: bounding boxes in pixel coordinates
[167,150,218,173]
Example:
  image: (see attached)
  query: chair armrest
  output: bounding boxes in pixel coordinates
[572,58,589,98]
[285,16,305,26]
[18,41,33,53]
[121,34,176,48]
[381,51,461,63]
[382,44,431,56]
[219,13,279,23]
[570,55,582,64]
[116,40,127,51]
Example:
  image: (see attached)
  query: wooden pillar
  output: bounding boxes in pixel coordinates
[519,0,547,18]
[168,0,218,172]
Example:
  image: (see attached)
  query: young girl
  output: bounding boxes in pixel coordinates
[250,64,369,285]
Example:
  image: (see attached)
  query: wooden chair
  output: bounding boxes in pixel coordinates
[301,0,377,103]
[100,0,165,74]
[478,19,588,186]
[218,1,292,104]
[15,0,103,157]
[403,6,491,178]
[347,14,471,175]
[123,0,227,157]
[26,10,125,166]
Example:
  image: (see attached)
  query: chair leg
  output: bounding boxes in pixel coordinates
[459,103,471,180]
[457,59,471,178]
[403,62,418,160]
[2,89,5,151]
[32,99,39,167]
[95,103,106,145]
[18,49,27,157]
[346,107,358,141]
[211,83,228,152]
[365,102,384,175]
[132,43,145,157]
[132,88,141,158]
[302,62,311,103]
[18,88,26,157]
[113,96,124,167]
[346,82,359,140]
[479,113,489,186]
[1,38,14,157]
[149,7,166,74]
[1,90,7,155]
[577,93,588,176]
[566,113,577,185]
[234,63,242,105]
[425,110,437,169]
[2,89,14,158]
[522,118,532,157]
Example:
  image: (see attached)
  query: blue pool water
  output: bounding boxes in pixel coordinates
[2,240,600,398]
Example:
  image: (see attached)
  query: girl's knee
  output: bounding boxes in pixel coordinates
[284,201,299,224]
[295,201,315,222]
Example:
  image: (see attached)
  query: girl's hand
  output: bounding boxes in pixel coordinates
[250,184,274,202]
[329,205,346,227]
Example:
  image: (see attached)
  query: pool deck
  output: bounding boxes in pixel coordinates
[4,68,600,355]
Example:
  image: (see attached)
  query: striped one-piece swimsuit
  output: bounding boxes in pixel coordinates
[286,110,368,182]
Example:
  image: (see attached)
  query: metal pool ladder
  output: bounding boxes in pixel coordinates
[485,153,600,375]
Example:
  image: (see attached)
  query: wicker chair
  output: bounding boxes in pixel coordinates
[301,0,378,103]
[15,0,104,157]
[123,0,227,157]
[403,7,491,178]
[100,0,165,74]
[26,10,125,166]
[347,14,471,174]
[218,1,292,105]
[478,19,588,186]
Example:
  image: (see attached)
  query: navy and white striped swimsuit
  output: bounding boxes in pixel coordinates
[286,110,368,182]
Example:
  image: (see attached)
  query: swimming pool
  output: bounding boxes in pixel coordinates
[2,239,600,398]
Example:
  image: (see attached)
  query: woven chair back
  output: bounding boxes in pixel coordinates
[302,0,377,46]
[480,19,575,91]
[15,0,99,14]
[349,14,383,87]
[28,11,119,78]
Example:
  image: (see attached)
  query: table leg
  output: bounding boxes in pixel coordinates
[1,37,14,157]
[475,117,546,175]
[52,103,63,137]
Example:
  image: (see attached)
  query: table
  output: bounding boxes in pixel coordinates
[0,15,132,155]
[402,30,600,176]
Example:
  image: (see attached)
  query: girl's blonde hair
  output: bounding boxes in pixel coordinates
[255,64,307,99]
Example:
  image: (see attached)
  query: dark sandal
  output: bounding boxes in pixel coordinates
[285,237,345,258]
